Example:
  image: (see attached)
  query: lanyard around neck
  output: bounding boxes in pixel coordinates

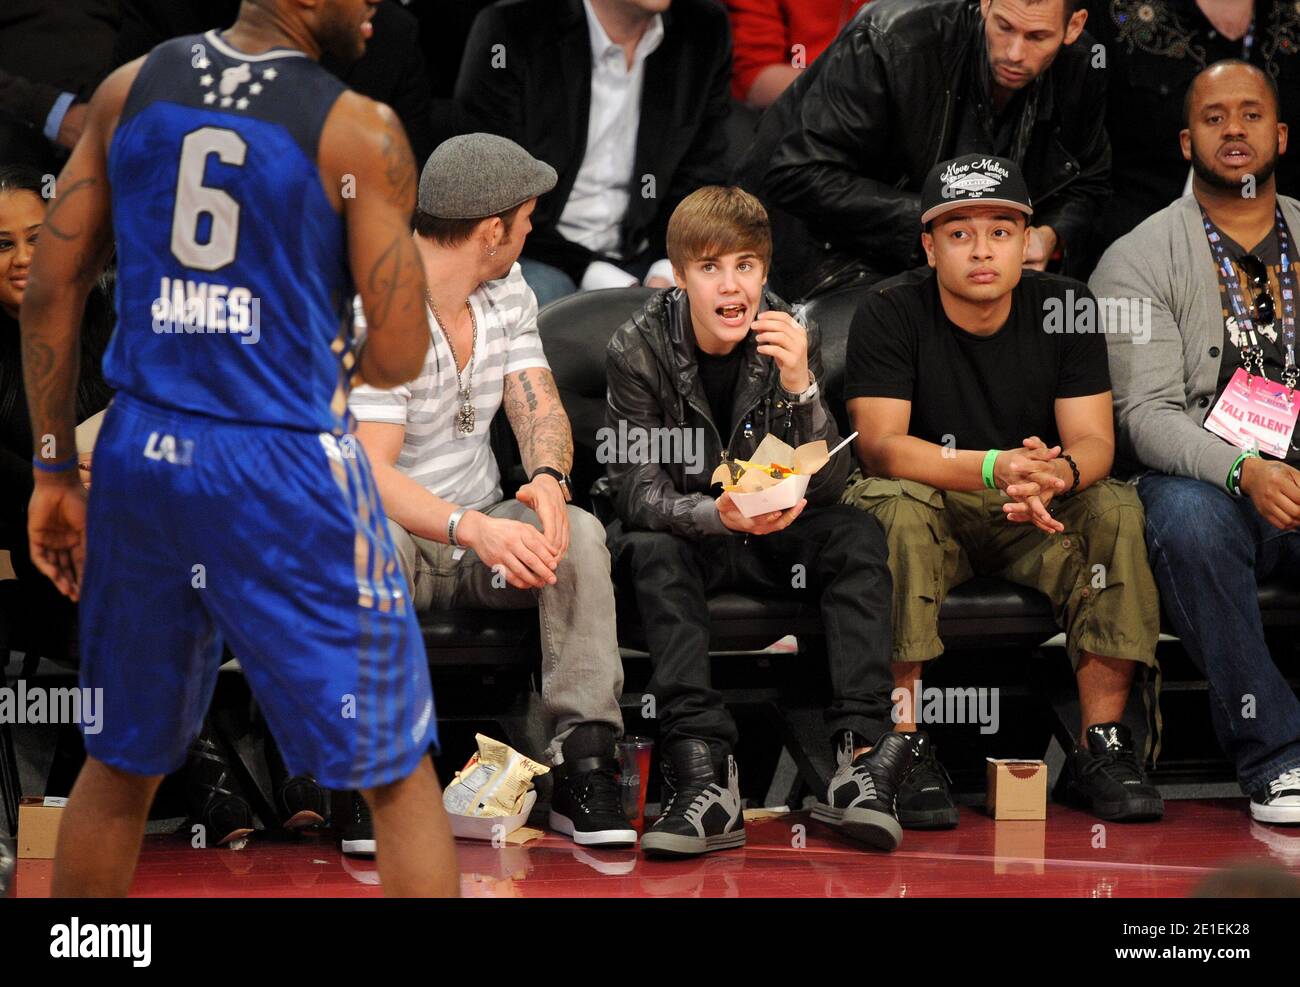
[1201,203,1299,389]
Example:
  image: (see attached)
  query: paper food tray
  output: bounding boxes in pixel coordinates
[448,789,537,841]
[726,472,811,517]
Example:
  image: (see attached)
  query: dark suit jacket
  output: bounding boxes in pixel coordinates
[0,0,122,172]
[455,0,733,283]
[111,0,437,166]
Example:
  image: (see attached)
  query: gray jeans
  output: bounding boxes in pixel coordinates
[388,499,624,763]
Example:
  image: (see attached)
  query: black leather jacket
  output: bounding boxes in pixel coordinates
[597,289,849,538]
[739,0,1110,294]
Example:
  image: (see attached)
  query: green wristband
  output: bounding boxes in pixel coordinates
[982,448,1000,490]
[1227,448,1259,495]
[1227,451,1247,494]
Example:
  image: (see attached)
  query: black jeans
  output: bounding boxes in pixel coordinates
[607,505,894,755]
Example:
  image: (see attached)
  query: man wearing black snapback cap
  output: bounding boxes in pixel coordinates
[840,154,1164,826]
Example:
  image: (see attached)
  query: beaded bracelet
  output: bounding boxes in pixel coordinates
[1059,453,1080,498]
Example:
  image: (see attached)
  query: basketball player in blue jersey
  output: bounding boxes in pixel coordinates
[20,0,458,897]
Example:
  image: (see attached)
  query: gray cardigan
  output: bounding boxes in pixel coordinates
[1088,193,1300,489]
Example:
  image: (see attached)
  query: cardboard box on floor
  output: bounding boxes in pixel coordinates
[986,759,1047,821]
[18,797,67,859]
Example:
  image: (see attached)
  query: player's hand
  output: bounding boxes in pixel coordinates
[1240,457,1300,530]
[716,492,807,536]
[751,311,811,395]
[1024,225,1058,271]
[515,476,570,558]
[28,474,88,601]
[457,510,560,590]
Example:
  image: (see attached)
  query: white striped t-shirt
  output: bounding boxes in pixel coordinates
[348,263,550,510]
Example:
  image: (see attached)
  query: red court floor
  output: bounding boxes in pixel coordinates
[13,799,1300,898]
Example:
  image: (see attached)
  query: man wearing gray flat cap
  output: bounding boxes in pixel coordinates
[348,134,636,851]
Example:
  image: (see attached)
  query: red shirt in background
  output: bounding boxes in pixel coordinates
[726,0,870,102]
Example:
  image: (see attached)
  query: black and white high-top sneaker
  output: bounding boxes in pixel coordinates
[896,731,959,829]
[641,739,745,857]
[1251,767,1300,825]
[1055,723,1163,822]
[339,790,375,856]
[812,732,907,850]
[549,755,637,847]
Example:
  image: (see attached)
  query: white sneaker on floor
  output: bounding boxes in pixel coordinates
[1250,767,1300,825]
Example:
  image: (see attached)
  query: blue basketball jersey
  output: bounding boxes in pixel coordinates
[105,30,356,433]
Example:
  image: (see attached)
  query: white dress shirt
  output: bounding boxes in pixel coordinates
[557,0,665,263]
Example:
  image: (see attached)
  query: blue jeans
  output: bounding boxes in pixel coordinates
[518,258,578,309]
[1138,473,1300,795]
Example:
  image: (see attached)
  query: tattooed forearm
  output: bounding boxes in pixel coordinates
[504,369,573,474]
[21,288,80,463]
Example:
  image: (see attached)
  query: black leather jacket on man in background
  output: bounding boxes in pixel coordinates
[598,289,849,539]
[737,0,1111,298]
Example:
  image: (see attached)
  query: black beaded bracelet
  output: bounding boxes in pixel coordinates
[1060,453,1080,498]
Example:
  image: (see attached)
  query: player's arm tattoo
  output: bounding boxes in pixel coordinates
[43,177,112,285]
[378,128,416,211]
[503,368,573,476]
[361,231,421,335]
[23,177,108,462]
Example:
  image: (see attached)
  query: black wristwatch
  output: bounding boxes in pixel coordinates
[531,466,572,502]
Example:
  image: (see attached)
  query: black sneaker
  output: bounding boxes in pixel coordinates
[549,755,637,847]
[276,774,327,830]
[185,730,254,847]
[896,731,959,829]
[339,791,375,855]
[812,732,906,850]
[1250,767,1300,825]
[1056,723,1163,822]
[641,739,745,857]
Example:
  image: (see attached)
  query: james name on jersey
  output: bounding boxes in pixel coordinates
[150,276,260,344]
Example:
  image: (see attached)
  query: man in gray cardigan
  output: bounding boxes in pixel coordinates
[1091,60,1300,826]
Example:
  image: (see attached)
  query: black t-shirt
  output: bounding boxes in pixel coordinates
[1208,224,1300,467]
[843,267,1111,451]
[695,345,745,438]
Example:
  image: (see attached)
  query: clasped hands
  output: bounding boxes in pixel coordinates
[994,436,1071,535]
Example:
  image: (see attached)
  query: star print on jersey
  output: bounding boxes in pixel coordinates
[198,62,280,111]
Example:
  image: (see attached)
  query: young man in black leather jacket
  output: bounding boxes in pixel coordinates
[600,187,910,857]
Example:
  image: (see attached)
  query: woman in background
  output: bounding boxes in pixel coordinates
[0,163,114,668]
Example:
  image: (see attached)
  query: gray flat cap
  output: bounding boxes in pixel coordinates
[417,133,558,219]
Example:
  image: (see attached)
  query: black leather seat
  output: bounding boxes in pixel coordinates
[536,287,827,652]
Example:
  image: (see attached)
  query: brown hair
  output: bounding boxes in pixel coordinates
[666,186,772,274]
[412,200,526,248]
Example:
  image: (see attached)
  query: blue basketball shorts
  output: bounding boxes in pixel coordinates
[77,392,437,790]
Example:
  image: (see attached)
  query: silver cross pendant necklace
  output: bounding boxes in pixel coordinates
[426,291,478,435]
